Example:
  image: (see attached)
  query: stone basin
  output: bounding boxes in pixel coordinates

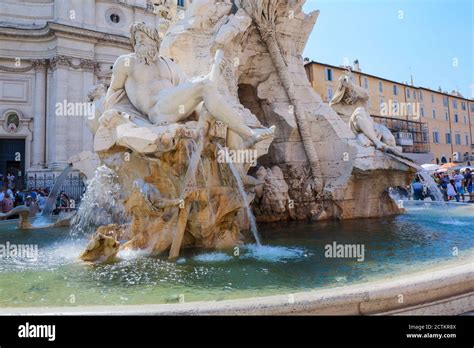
[0,201,472,315]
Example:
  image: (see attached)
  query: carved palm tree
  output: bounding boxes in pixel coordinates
[238,0,323,192]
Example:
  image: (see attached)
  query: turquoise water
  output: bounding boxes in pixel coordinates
[0,201,473,307]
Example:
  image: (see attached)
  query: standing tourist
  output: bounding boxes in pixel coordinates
[412,177,424,201]
[439,173,450,201]
[25,196,39,217]
[7,173,15,190]
[446,179,459,202]
[453,170,465,202]
[37,191,46,212]
[1,192,14,214]
[464,168,473,202]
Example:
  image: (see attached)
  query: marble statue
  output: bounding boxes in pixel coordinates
[75,0,416,262]
[80,16,276,262]
[330,72,400,154]
[94,22,275,156]
[86,83,107,134]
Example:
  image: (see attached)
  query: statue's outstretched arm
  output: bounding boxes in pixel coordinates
[105,56,129,109]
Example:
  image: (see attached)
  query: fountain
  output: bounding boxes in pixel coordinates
[1,0,472,315]
[41,164,73,217]
[67,0,424,261]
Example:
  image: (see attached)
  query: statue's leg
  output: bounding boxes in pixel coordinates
[352,109,385,149]
[150,80,274,146]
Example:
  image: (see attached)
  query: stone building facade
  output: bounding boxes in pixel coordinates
[0,0,187,193]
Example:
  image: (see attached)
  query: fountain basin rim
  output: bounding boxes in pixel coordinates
[1,255,473,315]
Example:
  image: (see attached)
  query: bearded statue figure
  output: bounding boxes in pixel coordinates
[94,22,275,156]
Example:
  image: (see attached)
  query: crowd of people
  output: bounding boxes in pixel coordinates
[412,168,473,202]
[0,175,74,219]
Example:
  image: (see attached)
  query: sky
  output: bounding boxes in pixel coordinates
[302,0,474,99]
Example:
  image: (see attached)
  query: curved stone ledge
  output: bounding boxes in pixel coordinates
[1,257,473,316]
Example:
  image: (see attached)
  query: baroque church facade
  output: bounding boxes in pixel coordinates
[0,0,187,193]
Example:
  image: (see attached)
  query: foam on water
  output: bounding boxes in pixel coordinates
[242,244,307,262]
[192,252,233,262]
[439,219,470,226]
[31,216,55,228]
[117,248,150,260]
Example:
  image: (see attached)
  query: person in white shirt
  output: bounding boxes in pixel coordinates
[446,179,459,202]
[37,193,46,211]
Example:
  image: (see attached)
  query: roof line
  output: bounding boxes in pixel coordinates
[304,60,473,102]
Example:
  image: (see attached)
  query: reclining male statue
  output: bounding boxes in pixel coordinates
[330,72,403,157]
[95,22,275,155]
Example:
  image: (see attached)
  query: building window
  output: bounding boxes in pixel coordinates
[464,115,467,124]
[420,107,424,117]
[393,100,399,114]
[433,131,440,144]
[455,133,461,145]
[406,88,410,98]
[461,101,466,111]
[443,96,448,107]
[431,94,435,103]
[325,68,333,81]
[363,77,368,89]
[419,91,423,101]
[393,85,398,96]
[378,81,383,93]
[471,104,474,113]
[465,134,470,146]
[454,114,459,123]
[445,111,449,121]
[432,109,436,119]
[327,87,334,101]
[110,13,120,23]
[177,0,185,6]
[446,132,451,144]
[452,99,458,109]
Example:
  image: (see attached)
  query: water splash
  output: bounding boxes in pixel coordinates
[417,169,445,202]
[216,144,262,246]
[41,164,73,216]
[186,139,216,225]
[71,166,126,237]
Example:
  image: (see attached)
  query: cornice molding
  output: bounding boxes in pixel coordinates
[0,56,99,74]
[0,21,131,48]
[49,56,99,72]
